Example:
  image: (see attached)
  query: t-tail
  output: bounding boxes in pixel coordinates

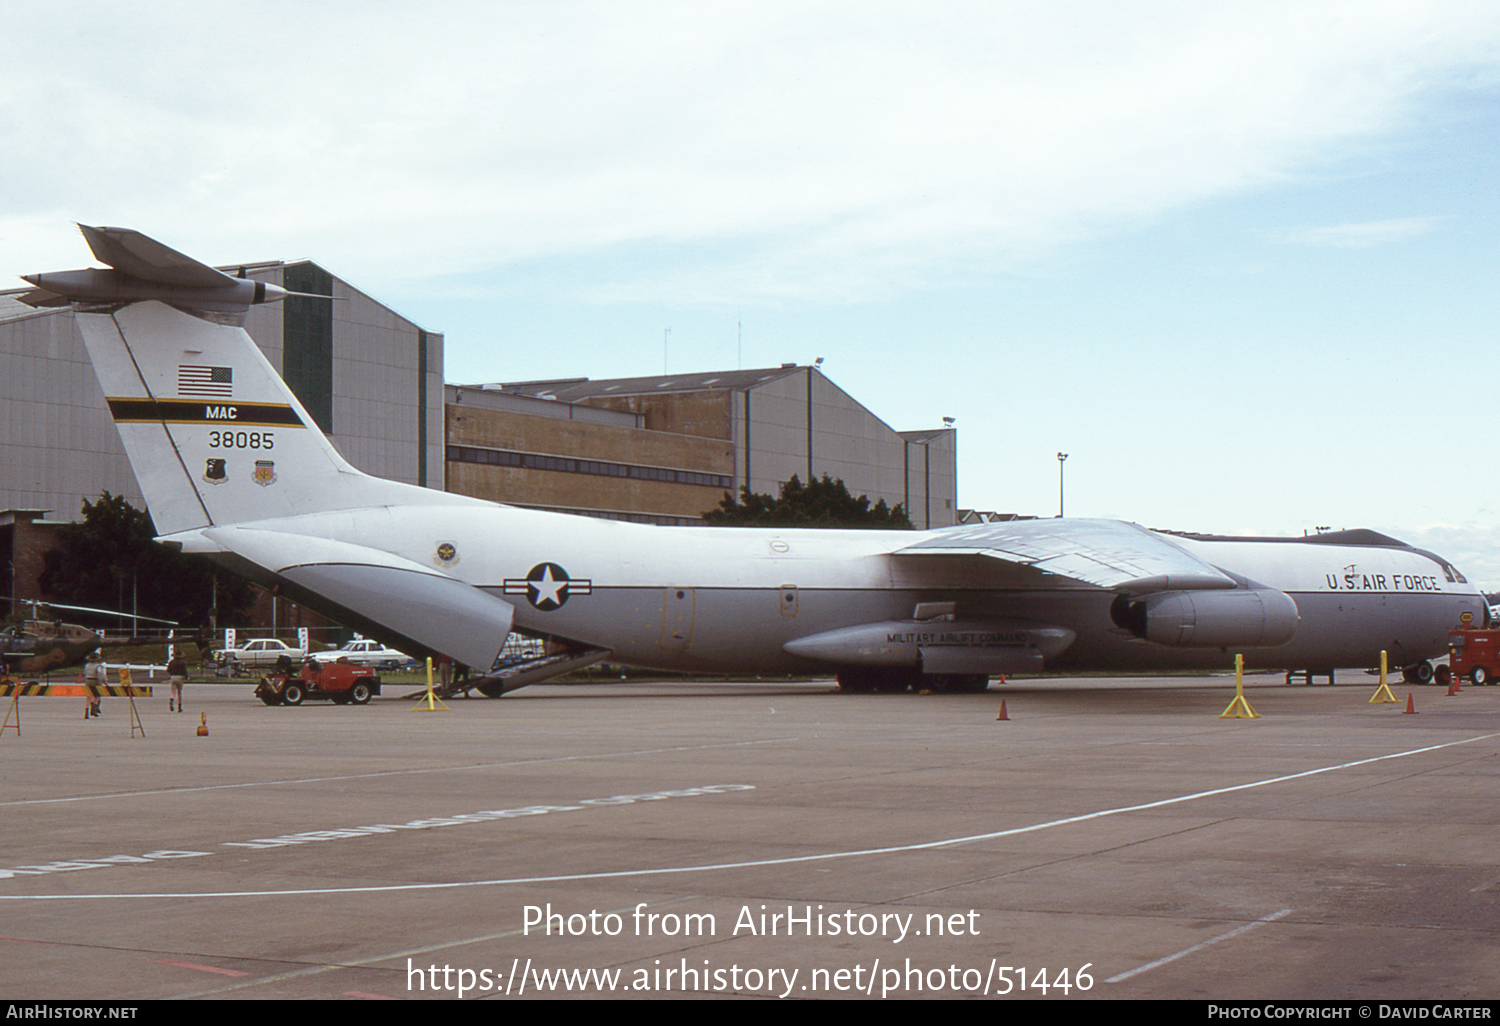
[26,226,514,673]
[29,225,452,535]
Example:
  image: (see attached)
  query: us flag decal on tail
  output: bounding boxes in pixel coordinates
[179,364,233,397]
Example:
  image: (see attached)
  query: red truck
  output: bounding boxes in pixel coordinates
[255,659,380,706]
[1443,627,1500,686]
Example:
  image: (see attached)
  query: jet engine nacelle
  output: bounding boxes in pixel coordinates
[1110,588,1299,648]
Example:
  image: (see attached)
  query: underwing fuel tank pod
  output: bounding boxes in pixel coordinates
[24,224,1491,695]
[783,621,1076,676]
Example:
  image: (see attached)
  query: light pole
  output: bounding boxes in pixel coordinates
[1057,452,1068,518]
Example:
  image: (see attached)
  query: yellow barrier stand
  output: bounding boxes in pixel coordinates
[1368,650,1398,704]
[410,657,450,713]
[121,668,145,738]
[0,683,152,697]
[1220,653,1260,719]
[1,676,20,737]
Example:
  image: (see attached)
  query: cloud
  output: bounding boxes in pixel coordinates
[1268,216,1443,247]
[3,1,1500,301]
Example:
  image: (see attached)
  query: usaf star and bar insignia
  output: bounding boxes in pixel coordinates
[503,562,593,611]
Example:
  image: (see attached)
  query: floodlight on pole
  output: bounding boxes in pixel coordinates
[1057,452,1068,518]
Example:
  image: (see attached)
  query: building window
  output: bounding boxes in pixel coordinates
[448,445,731,490]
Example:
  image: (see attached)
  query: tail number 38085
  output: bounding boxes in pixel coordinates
[208,430,274,449]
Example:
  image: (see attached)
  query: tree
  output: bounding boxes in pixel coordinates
[38,492,251,630]
[702,474,912,529]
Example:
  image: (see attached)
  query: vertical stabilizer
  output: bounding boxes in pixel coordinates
[75,300,453,535]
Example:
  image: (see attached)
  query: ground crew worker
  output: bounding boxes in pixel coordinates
[83,650,105,719]
[166,652,187,712]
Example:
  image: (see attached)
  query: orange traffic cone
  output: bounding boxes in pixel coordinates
[996,699,1009,721]
[1404,693,1417,714]
[196,712,208,736]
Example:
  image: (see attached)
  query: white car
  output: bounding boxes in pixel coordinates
[213,638,307,669]
[311,639,411,670]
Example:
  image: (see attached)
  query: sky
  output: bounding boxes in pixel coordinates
[5,1,1500,584]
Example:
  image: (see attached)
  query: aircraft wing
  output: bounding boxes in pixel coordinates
[77,224,235,288]
[891,518,1236,593]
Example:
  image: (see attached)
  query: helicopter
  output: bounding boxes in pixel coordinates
[0,600,178,677]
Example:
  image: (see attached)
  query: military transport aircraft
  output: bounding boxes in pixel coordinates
[18,226,1487,694]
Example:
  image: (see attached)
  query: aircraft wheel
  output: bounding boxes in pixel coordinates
[1411,661,1434,684]
[1435,665,1452,687]
[1471,667,1488,686]
[349,681,373,705]
[282,683,305,706]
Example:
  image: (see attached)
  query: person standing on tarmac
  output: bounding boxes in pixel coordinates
[166,652,187,712]
[82,650,105,719]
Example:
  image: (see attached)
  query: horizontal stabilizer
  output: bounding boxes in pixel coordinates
[202,527,515,672]
[23,227,288,317]
[79,224,234,288]
[893,518,1235,592]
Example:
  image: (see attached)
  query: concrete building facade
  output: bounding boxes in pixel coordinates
[451,366,958,527]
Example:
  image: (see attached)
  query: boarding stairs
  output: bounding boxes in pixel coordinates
[409,646,612,699]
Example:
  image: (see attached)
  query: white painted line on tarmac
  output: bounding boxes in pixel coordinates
[0,737,797,808]
[3,731,1497,902]
[1103,908,1293,983]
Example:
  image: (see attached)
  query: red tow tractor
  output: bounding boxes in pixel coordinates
[256,658,380,706]
[1443,624,1500,688]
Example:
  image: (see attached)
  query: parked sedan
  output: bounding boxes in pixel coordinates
[212,638,308,669]
[311,639,411,670]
